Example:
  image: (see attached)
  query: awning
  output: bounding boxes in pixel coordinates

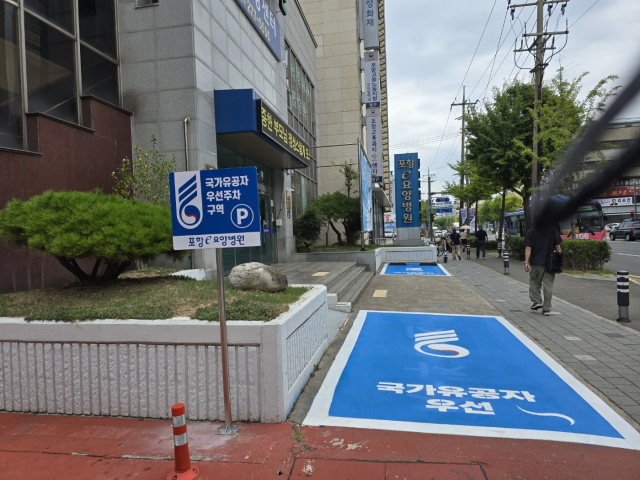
[214,89,309,170]
[373,182,391,209]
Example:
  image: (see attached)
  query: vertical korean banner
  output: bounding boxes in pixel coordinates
[361,145,373,232]
[366,107,382,183]
[359,0,380,50]
[394,153,420,229]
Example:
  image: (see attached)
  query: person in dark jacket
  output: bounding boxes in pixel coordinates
[449,228,462,260]
[524,226,562,316]
[475,227,488,259]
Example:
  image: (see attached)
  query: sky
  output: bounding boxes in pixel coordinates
[385,0,640,198]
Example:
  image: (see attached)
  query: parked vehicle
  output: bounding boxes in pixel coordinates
[609,219,640,241]
[504,196,607,241]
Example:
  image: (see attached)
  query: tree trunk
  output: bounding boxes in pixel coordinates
[328,220,344,245]
[523,191,532,233]
[497,189,506,247]
[475,197,479,235]
[56,257,89,281]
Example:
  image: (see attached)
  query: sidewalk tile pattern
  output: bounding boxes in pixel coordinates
[446,261,640,425]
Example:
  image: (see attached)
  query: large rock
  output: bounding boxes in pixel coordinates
[228,262,288,292]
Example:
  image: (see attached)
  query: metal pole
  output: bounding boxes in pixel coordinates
[427,168,432,243]
[617,270,630,323]
[466,244,470,259]
[216,248,239,435]
[503,251,510,275]
[460,86,465,228]
[635,184,637,219]
[531,0,544,228]
[359,138,366,251]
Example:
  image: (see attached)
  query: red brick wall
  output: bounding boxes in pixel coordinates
[0,98,132,292]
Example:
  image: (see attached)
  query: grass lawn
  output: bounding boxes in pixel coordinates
[0,268,308,322]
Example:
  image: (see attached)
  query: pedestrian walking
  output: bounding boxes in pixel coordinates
[524,225,562,316]
[475,226,488,259]
[449,228,462,260]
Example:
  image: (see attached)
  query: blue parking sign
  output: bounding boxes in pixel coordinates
[169,167,261,250]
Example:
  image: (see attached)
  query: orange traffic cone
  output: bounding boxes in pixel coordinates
[167,403,199,480]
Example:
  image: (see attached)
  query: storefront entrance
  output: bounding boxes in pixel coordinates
[218,143,278,272]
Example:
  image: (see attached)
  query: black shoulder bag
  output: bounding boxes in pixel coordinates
[546,237,563,274]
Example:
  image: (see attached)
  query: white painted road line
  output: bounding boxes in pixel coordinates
[615,253,640,257]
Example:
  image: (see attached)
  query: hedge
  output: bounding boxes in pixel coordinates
[468,237,498,250]
[505,236,611,270]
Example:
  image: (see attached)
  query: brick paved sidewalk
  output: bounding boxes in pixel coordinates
[445,259,640,427]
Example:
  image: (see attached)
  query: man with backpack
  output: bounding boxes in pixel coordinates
[524,225,562,316]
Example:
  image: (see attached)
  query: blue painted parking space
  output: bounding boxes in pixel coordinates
[381,263,450,276]
[304,311,640,449]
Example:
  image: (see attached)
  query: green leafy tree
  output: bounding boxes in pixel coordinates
[0,191,182,282]
[293,207,326,252]
[112,135,177,207]
[311,192,361,246]
[434,216,451,230]
[445,163,496,233]
[478,194,523,223]
[335,161,359,197]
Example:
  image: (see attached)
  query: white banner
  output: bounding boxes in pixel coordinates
[594,197,633,207]
[366,107,382,183]
[359,0,379,50]
[364,51,381,107]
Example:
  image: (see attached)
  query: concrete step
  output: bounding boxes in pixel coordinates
[331,265,367,302]
[324,262,359,292]
[340,271,374,305]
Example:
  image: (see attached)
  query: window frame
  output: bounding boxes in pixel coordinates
[3,0,120,149]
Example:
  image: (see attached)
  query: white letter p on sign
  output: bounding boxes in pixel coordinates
[231,204,254,229]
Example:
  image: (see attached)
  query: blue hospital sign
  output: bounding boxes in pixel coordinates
[169,167,261,250]
[394,153,420,229]
[304,311,640,449]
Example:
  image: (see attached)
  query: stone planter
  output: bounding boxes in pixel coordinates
[0,285,327,423]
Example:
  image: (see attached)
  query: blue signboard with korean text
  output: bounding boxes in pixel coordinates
[361,146,373,232]
[169,167,261,250]
[394,153,420,229]
[233,0,282,61]
[304,311,640,449]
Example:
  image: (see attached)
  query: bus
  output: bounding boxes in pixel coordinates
[503,196,607,241]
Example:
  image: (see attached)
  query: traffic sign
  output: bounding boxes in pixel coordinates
[169,167,261,250]
[304,311,640,449]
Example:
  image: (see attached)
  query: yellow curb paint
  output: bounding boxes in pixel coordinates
[372,290,387,298]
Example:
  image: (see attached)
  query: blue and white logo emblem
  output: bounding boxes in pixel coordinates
[414,330,469,358]
[175,172,203,229]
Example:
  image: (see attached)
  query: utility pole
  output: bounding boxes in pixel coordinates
[422,169,435,241]
[451,86,478,227]
[511,0,569,228]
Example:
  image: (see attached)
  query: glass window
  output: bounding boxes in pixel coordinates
[25,13,77,123]
[79,0,116,59]
[0,3,23,149]
[80,45,118,105]
[25,0,74,33]
[217,143,244,168]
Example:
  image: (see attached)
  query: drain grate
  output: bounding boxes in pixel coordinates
[372,289,388,298]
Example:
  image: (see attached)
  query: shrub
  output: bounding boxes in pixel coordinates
[562,239,611,271]
[111,135,177,207]
[505,236,526,261]
[0,190,183,282]
[468,237,498,250]
[294,207,325,252]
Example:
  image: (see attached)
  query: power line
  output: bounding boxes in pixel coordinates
[428,0,499,174]
[390,132,459,150]
[570,0,601,28]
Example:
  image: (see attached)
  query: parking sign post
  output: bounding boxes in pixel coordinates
[169,167,261,436]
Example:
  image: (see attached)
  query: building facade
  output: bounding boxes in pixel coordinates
[298,0,390,245]
[0,0,319,292]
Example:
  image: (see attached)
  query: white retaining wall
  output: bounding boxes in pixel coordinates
[0,285,327,423]
[379,246,437,265]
